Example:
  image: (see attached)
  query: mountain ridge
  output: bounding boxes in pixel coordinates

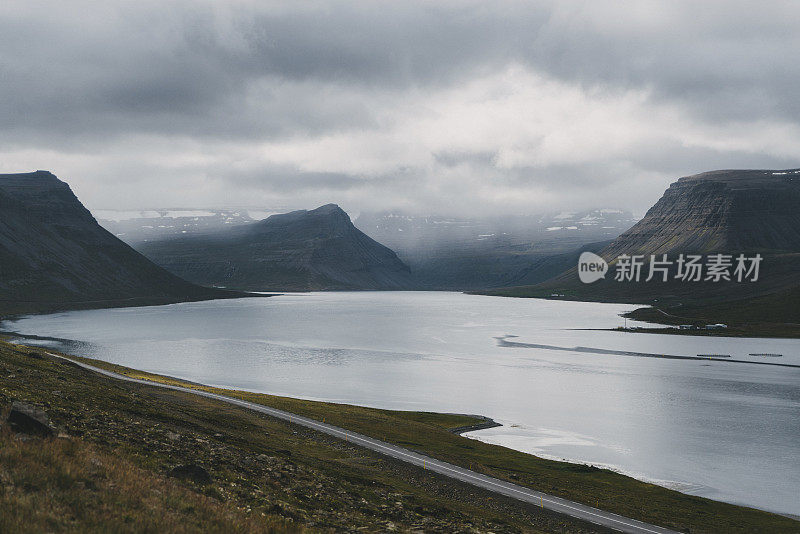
[137,204,414,291]
[0,171,242,314]
[483,169,800,324]
[603,168,800,258]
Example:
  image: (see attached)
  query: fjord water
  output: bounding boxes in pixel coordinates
[5,292,799,516]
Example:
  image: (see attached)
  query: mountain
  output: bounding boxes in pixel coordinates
[100,206,635,292]
[601,169,800,257]
[487,169,800,325]
[0,171,241,314]
[96,208,284,244]
[137,204,414,291]
[354,209,636,290]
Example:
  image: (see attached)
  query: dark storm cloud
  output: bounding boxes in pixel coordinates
[4,1,796,142]
[517,2,800,123]
[0,2,545,144]
[1,1,799,213]
[223,167,365,193]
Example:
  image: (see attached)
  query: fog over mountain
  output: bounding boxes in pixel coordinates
[135,204,413,291]
[2,1,800,217]
[98,205,637,290]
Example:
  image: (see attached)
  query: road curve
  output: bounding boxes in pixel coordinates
[51,354,677,534]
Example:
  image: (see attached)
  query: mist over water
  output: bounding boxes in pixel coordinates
[5,292,799,516]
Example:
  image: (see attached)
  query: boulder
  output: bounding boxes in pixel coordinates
[169,464,211,484]
[7,401,55,437]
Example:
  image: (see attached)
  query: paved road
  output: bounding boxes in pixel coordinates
[52,354,678,534]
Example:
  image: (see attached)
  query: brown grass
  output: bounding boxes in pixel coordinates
[0,427,293,534]
[1,342,587,533]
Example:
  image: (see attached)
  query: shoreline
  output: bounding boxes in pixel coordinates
[0,291,277,324]
[573,325,800,340]
[3,341,798,530]
[446,414,502,435]
[471,291,800,339]
[605,325,800,339]
[39,342,800,516]
[463,428,800,522]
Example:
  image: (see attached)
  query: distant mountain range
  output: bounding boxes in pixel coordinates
[0,171,239,314]
[488,168,800,327]
[353,209,636,290]
[110,207,635,291]
[97,208,282,243]
[354,209,636,261]
[136,204,414,291]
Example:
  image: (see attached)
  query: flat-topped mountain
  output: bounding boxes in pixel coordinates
[137,204,413,291]
[487,169,800,320]
[603,169,800,257]
[0,171,238,313]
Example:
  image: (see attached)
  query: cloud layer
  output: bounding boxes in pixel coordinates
[2,1,799,215]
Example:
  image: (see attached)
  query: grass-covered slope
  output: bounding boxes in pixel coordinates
[0,341,604,533]
[88,357,800,534]
[622,286,800,337]
[0,432,291,533]
[3,342,796,533]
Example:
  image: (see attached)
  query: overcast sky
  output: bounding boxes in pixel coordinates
[2,1,799,216]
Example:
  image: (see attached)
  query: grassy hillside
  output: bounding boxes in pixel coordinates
[0,341,605,533]
[623,287,800,337]
[0,431,291,533]
[3,342,796,533]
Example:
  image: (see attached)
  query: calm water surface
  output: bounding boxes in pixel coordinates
[4,292,799,516]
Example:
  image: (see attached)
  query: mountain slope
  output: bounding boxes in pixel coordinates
[487,169,800,318]
[0,171,238,314]
[602,169,800,257]
[137,204,413,291]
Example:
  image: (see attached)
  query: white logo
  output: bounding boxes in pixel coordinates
[578,252,608,284]
[577,252,762,283]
